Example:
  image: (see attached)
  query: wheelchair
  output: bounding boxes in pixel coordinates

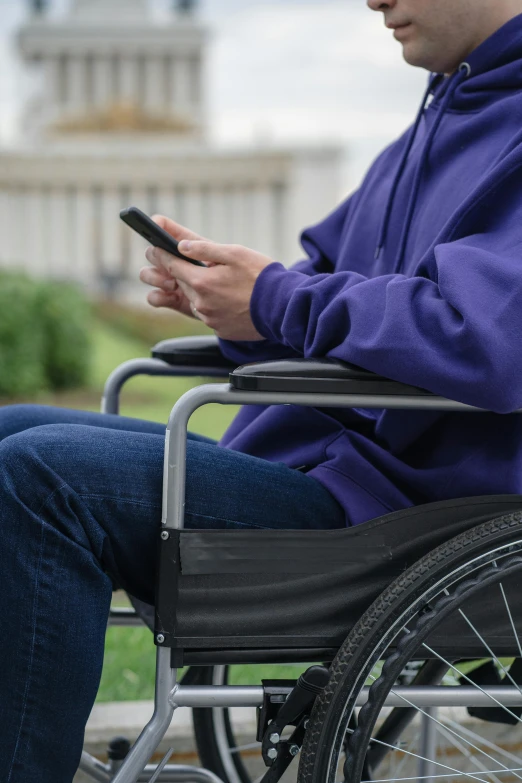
[78,335,522,783]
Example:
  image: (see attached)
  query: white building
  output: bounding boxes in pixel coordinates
[0,0,344,300]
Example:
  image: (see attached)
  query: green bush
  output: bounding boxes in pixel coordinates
[0,273,47,397]
[0,272,91,397]
[37,281,92,390]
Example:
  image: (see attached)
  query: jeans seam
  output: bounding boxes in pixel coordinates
[7,483,69,780]
[7,520,46,782]
[34,482,68,517]
[77,493,161,509]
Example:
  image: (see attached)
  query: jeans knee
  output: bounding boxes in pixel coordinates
[0,425,69,500]
[0,428,41,492]
[0,404,42,442]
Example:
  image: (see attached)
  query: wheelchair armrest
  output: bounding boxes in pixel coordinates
[230,358,434,396]
[152,335,237,371]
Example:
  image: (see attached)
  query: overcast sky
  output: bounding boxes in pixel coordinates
[0,0,428,192]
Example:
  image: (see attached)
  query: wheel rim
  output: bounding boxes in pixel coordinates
[322,540,522,783]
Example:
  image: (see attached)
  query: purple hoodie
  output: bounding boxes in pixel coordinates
[219,15,522,527]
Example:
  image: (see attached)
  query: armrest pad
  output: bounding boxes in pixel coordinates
[152,336,237,369]
[230,358,434,396]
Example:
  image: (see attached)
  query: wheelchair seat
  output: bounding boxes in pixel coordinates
[128,495,522,665]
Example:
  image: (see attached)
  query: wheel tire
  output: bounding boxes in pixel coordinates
[299,510,522,783]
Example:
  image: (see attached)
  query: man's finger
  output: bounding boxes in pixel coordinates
[140,266,178,291]
[152,215,204,243]
[148,247,206,286]
[177,239,236,266]
[148,289,184,309]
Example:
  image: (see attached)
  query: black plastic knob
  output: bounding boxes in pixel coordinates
[108,736,131,761]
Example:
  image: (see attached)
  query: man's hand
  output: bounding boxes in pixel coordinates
[140,215,275,341]
[139,216,203,320]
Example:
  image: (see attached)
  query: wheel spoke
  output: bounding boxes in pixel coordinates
[392,730,421,781]
[420,642,522,725]
[440,716,522,769]
[434,720,504,783]
[499,579,522,658]
[230,743,262,754]
[443,586,522,697]
[363,733,493,783]
[368,672,522,781]
[362,767,522,783]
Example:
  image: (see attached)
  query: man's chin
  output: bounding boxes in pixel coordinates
[401,44,437,72]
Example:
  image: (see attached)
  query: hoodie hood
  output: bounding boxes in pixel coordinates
[376,12,522,271]
[444,13,522,110]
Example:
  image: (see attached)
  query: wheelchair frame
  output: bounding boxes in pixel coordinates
[76,340,522,783]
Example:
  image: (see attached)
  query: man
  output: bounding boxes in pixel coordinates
[1,1,522,779]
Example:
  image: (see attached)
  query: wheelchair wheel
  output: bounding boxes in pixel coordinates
[300,511,522,783]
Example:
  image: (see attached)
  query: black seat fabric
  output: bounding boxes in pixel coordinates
[173,496,522,659]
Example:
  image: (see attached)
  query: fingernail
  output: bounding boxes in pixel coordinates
[179,240,192,252]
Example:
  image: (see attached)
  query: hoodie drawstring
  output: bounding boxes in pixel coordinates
[374,63,472,272]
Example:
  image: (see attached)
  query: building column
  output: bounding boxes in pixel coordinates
[184,187,204,236]
[44,56,61,109]
[172,57,192,116]
[68,56,87,112]
[92,56,112,108]
[206,187,231,245]
[189,56,202,111]
[230,186,253,248]
[1,189,18,266]
[74,187,96,287]
[250,186,275,259]
[119,55,140,106]
[128,186,150,280]
[100,189,122,276]
[48,189,71,279]
[271,183,287,262]
[156,188,179,228]
[25,188,46,278]
[144,57,164,114]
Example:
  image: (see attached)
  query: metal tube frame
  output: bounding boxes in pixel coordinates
[418,708,439,783]
[100,360,522,783]
[102,359,230,415]
[166,685,522,709]
[79,750,225,783]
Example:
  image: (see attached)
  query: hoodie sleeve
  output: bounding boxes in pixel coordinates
[218,196,354,365]
[250,175,522,414]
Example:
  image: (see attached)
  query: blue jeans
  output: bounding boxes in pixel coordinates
[0,404,344,783]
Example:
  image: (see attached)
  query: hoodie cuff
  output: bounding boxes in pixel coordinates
[250,262,308,344]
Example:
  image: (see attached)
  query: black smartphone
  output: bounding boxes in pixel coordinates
[119,206,205,267]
